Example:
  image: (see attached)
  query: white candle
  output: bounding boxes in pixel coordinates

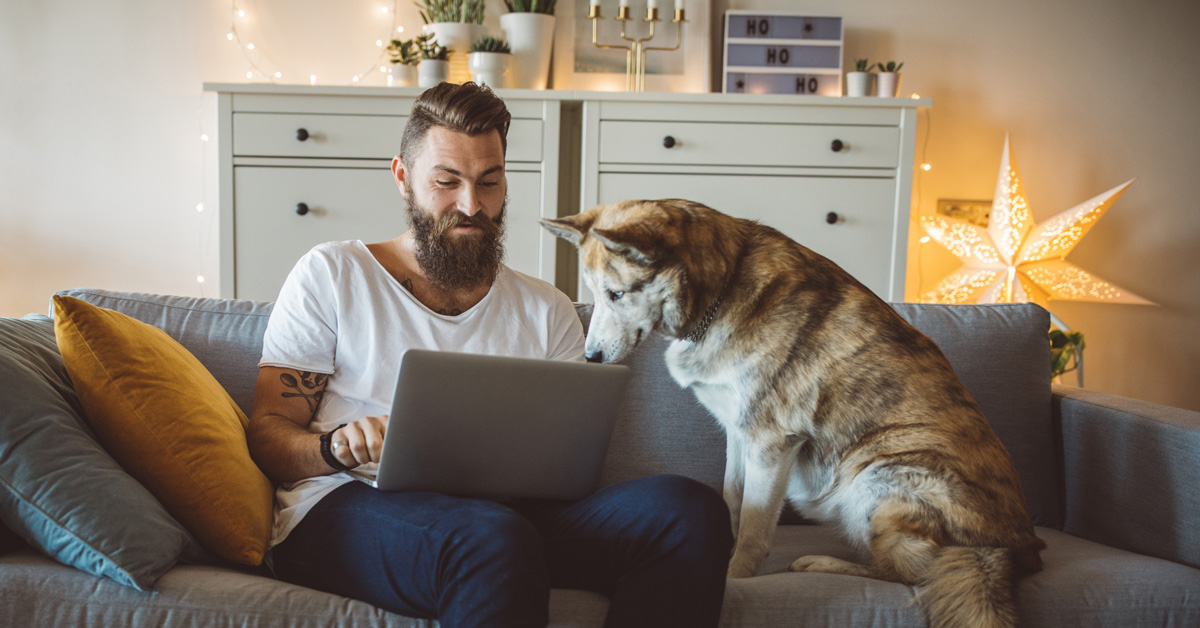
[590,0,599,5]
[618,0,629,7]
[648,0,657,8]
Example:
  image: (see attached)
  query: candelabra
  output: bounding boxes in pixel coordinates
[588,1,686,92]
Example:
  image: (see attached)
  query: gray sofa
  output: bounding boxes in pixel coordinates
[1,288,1198,627]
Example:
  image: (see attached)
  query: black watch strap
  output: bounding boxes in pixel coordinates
[319,423,351,472]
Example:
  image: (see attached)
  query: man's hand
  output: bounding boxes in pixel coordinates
[330,415,389,468]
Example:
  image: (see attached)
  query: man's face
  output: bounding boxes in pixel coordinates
[396,126,508,290]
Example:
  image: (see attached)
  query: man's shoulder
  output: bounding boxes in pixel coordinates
[497,266,574,308]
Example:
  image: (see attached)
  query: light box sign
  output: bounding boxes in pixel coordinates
[723,11,843,96]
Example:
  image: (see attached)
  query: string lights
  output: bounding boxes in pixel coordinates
[226,0,402,85]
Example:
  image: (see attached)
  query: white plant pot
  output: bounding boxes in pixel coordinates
[875,72,901,97]
[417,59,450,88]
[468,52,511,88]
[845,72,872,97]
[388,63,418,87]
[500,13,555,90]
[423,22,488,84]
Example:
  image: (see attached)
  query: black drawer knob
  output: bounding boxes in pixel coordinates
[296,128,310,141]
[296,203,310,216]
[663,136,677,149]
[831,139,845,152]
[826,211,840,225]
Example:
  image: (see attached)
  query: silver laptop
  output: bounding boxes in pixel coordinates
[374,349,632,500]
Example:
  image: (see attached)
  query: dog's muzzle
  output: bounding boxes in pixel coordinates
[585,350,604,363]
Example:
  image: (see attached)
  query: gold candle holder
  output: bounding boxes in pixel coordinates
[589,3,686,92]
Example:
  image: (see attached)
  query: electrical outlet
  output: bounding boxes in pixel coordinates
[936,199,991,227]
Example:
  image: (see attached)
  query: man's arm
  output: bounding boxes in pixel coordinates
[247,366,386,483]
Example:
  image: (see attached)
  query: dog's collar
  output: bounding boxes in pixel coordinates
[683,293,724,343]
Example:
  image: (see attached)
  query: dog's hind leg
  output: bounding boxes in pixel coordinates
[724,431,747,540]
[727,439,794,578]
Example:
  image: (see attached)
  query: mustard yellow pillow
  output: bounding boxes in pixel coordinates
[52,295,273,565]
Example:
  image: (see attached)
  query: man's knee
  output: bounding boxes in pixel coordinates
[623,475,733,548]
[442,503,545,568]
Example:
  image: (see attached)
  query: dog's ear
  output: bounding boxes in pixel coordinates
[590,226,658,266]
[539,215,593,247]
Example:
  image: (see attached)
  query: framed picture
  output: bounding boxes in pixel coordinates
[552,0,711,93]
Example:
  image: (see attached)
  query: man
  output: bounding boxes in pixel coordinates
[247,82,732,628]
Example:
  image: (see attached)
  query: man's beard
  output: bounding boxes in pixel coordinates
[405,189,507,291]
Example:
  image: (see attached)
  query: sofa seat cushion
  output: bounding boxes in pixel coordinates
[4,525,1196,627]
[726,525,1200,627]
[0,549,610,628]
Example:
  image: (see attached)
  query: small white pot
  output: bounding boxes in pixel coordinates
[845,71,872,97]
[388,63,418,87]
[468,52,511,88]
[423,22,488,84]
[418,59,449,88]
[500,13,555,89]
[875,72,901,97]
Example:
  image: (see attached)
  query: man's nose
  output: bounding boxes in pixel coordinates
[455,185,481,216]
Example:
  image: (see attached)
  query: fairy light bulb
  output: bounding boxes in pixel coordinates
[197,275,206,284]
[397,26,404,33]
[376,39,384,46]
[352,75,361,83]
[246,71,253,79]
[274,71,282,79]
[226,32,234,41]
[246,43,255,50]
[237,9,245,17]
[921,163,932,171]
[310,74,317,85]
[200,133,209,142]
[196,203,205,213]
[381,6,389,13]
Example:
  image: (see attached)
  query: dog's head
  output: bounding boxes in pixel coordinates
[541,199,718,364]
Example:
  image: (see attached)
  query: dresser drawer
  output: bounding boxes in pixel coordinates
[233,113,544,162]
[597,172,898,297]
[598,121,900,169]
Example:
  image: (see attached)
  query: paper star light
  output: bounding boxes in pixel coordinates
[919,135,1153,306]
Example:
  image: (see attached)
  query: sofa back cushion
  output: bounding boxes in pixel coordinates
[58,291,1058,528]
[55,290,273,418]
[580,302,1061,529]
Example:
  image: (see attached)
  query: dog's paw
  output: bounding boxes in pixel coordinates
[726,560,758,579]
[788,555,873,577]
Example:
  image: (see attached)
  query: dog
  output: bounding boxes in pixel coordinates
[541,199,1045,628]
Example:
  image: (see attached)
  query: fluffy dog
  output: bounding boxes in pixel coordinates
[541,199,1045,628]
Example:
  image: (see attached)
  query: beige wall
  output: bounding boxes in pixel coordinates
[3,0,1198,410]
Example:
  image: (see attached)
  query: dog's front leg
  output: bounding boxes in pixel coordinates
[724,431,746,540]
[727,441,793,579]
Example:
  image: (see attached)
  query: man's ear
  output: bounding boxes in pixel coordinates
[391,156,408,194]
[590,226,659,266]
[539,213,595,247]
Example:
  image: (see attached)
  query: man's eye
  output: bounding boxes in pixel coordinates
[436,180,457,187]
[607,290,625,302]
[480,181,499,188]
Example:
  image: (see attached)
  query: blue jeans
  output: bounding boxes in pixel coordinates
[272,474,732,628]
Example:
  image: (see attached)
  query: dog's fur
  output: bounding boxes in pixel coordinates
[541,199,1045,628]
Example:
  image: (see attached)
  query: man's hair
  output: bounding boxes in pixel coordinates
[399,82,511,168]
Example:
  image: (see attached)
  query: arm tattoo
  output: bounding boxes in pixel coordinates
[279,371,327,413]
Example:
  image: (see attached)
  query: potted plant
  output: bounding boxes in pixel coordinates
[386,38,421,87]
[416,0,488,83]
[415,33,450,88]
[468,36,512,87]
[875,60,903,98]
[500,0,557,89]
[845,58,872,97]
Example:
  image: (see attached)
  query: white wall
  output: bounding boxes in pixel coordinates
[3,0,1198,411]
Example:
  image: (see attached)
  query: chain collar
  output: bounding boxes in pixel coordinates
[683,293,724,343]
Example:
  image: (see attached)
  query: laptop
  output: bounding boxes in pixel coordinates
[373,349,632,500]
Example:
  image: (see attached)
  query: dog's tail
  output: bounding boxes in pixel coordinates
[916,546,1021,628]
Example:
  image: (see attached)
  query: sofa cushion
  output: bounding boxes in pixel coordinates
[0,314,199,590]
[891,303,1058,528]
[52,296,274,566]
[53,289,274,417]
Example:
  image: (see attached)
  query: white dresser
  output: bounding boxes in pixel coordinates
[206,84,569,302]
[578,93,925,301]
[205,84,927,302]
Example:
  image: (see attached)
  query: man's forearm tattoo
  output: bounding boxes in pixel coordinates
[279,371,327,413]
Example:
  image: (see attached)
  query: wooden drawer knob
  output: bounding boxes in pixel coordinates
[296,128,310,141]
[663,136,677,149]
[830,139,845,152]
[296,203,310,216]
[826,211,840,224]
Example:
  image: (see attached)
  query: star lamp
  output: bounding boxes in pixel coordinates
[919,135,1154,307]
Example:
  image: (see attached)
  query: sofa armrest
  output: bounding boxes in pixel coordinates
[1054,384,1200,569]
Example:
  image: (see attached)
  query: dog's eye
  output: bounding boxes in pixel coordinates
[607,290,625,302]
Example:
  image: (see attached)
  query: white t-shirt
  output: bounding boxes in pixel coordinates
[259,240,586,547]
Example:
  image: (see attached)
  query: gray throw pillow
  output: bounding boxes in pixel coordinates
[0,314,201,590]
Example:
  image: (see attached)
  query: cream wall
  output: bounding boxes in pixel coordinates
[3,0,1198,410]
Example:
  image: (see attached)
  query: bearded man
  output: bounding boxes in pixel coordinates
[246,82,732,628]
